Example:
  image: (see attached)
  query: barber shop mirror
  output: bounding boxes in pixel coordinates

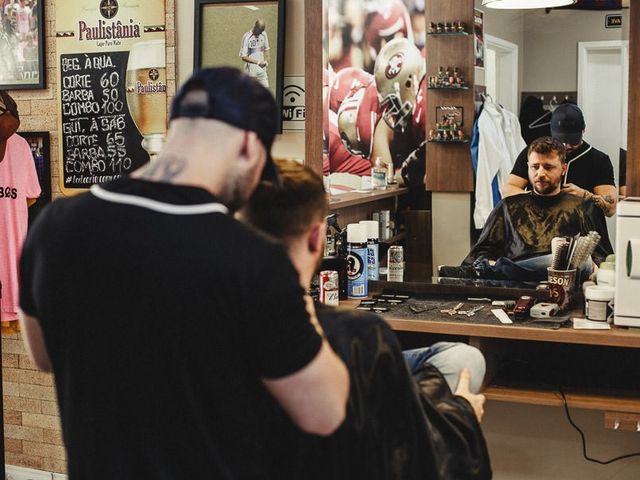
[321,0,630,285]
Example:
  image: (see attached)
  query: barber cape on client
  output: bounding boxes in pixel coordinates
[440,136,613,282]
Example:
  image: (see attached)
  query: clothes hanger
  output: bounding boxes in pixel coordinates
[529,95,552,128]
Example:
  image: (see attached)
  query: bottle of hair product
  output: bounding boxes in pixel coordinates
[347,224,368,298]
[360,220,380,281]
[371,157,387,191]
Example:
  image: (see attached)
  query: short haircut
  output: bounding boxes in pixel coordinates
[244,159,328,240]
[527,136,566,164]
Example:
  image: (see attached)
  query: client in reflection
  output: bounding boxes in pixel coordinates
[439,137,613,282]
[240,159,491,480]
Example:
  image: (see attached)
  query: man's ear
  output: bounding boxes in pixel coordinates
[562,163,568,175]
[308,222,324,255]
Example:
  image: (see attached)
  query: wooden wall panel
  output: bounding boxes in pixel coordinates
[425,0,475,192]
[304,0,323,175]
[628,1,640,197]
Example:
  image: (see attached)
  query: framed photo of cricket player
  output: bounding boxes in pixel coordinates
[0,0,46,89]
[18,131,51,225]
[194,0,286,131]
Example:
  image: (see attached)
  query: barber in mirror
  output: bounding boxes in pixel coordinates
[503,103,617,218]
[439,137,613,282]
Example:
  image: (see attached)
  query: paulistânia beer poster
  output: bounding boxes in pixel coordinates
[56,0,166,194]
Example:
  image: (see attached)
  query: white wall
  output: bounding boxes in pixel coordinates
[522,9,629,92]
[175,0,306,160]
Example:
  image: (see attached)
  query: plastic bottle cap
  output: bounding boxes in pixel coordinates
[359,220,379,239]
[347,223,367,244]
[585,285,615,301]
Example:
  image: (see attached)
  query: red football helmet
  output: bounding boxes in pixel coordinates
[328,67,374,113]
[364,0,413,65]
[337,82,380,157]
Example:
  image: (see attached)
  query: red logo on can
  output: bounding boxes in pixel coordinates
[320,270,339,306]
[385,53,405,79]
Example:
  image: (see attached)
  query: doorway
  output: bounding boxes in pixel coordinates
[578,40,629,246]
[484,34,519,114]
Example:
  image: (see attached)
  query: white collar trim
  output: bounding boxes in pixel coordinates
[90,185,229,215]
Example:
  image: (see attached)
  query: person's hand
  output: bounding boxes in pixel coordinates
[562,183,587,199]
[454,368,485,422]
[259,60,268,68]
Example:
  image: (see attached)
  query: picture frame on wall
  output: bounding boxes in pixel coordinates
[0,0,46,89]
[474,9,484,69]
[18,131,51,224]
[194,0,286,131]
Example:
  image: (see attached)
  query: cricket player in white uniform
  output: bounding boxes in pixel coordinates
[239,19,271,88]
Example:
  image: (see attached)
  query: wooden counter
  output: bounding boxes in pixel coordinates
[338,294,640,414]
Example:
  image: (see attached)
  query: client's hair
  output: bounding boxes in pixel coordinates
[243,158,328,240]
[528,136,566,163]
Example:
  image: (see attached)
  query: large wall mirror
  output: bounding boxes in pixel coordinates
[313,1,636,280]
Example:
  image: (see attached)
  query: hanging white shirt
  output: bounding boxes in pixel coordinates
[474,101,526,229]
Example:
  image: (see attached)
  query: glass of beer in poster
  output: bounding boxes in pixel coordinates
[126,39,167,161]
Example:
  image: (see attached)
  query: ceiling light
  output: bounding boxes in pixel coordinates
[482,0,577,9]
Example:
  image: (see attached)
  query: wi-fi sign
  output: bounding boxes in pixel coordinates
[282,80,305,128]
[283,84,305,106]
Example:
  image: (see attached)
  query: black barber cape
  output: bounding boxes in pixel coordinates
[464,192,613,266]
[266,304,491,480]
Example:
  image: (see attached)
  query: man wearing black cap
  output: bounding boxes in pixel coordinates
[18,68,349,480]
[503,103,617,218]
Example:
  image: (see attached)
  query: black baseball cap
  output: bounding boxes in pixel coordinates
[170,67,279,186]
[550,103,585,145]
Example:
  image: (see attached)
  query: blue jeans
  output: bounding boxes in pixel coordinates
[402,342,486,394]
[474,254,593,283]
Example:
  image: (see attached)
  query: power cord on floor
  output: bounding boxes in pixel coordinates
[559,387,640,464]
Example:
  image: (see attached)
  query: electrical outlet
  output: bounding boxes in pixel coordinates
[6,465,51,480]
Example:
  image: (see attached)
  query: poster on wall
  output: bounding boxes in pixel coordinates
[56,0,166,195]
[18,131,51,225]
[474,9,484,69]
[0,0,45,89]
[323,0,426,195]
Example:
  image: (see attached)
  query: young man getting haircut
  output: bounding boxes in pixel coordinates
[241,158,491,479]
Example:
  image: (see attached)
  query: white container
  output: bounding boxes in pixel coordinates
[596,262,615,286]
[585,285,615,323]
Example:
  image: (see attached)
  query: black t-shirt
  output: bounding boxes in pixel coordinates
[19,178,322,480]
[511,142,616,192]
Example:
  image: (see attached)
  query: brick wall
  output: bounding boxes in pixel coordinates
[2,0,176,473]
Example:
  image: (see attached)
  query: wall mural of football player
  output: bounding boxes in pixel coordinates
[239,19,271,88]
[323,0,426,202]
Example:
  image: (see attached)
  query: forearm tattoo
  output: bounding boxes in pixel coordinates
[584,191,615,213]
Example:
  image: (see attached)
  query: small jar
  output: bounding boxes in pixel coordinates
[596,262,615,286]
[585,285,615,322]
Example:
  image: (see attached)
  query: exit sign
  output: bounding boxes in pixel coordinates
[605,14,622,28]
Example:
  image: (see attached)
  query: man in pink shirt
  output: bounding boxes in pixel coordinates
[0,90,41,324]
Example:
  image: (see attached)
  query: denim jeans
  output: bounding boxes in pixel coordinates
[474,254,593,283]
[402,342,486,394]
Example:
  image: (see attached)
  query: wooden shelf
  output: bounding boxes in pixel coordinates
[428,86,470,90]
[329,186,407,210]
[484,385,640,413]
[428,32,469,36]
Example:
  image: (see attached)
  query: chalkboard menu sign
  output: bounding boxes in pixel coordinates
[56,0,166,195]
[60,51,148,188]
